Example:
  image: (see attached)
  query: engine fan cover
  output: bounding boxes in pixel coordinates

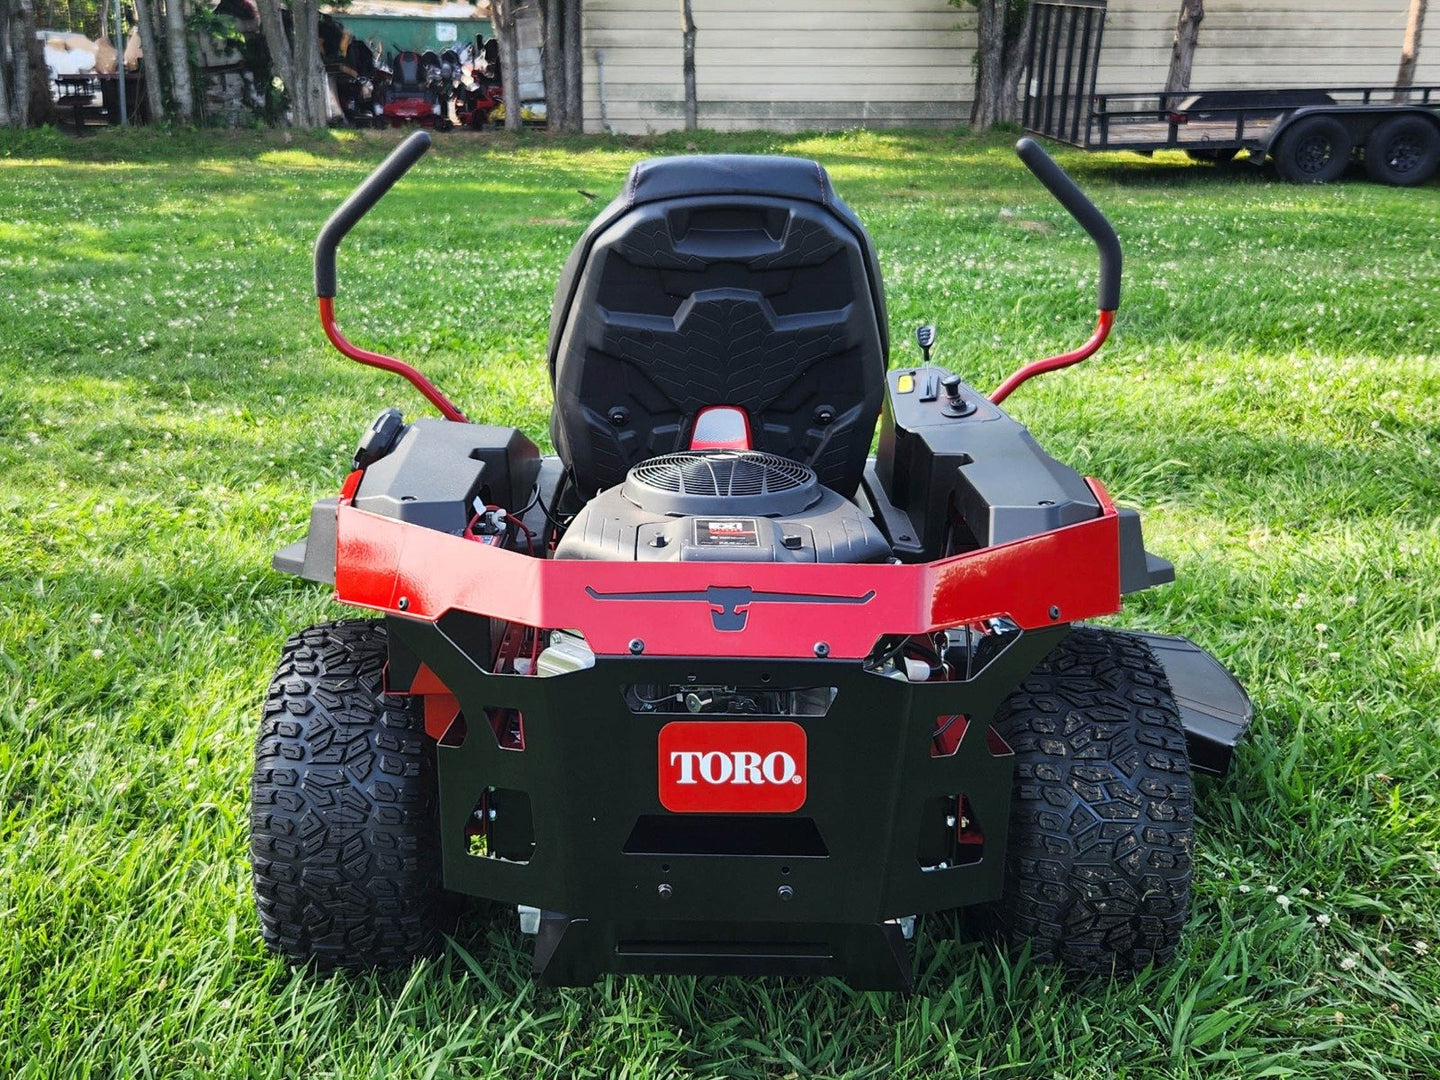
[555,450,892,564]
[623,451,821,517]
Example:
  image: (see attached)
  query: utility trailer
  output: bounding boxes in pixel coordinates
[1024,0,1440,185]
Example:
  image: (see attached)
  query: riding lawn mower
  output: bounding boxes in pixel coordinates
[253,132,1252,989]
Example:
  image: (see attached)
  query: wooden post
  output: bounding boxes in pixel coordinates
[1394,0,1426,100]
[1164,0,1204,100]
[563,0,582,131]
[680,0,696,131]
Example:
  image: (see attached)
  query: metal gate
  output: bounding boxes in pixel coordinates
[1023,0,1106,146]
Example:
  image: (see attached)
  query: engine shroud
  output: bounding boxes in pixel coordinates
[555,450,892,564]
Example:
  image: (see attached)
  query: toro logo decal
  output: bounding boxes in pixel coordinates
[658,721,807,813]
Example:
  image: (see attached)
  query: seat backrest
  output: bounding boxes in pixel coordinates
[548,155,888,499]
[393,51,422,89]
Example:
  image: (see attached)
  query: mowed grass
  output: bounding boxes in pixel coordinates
[1,123,1437,1078]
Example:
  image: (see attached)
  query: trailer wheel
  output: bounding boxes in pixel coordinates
[1364,115,1440,186]
[1275,115,1353,183]
[251,619,453,969]
[992,627,1193,973]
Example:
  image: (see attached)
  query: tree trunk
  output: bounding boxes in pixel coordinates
[494,0,520,131]
[25,13,52,123]
[254,0,295,123]
[1394,0,1426,100]
[563,0,581,132]
[9,0,34,126]
[131,0,166,121]
[676,0,696,132]
[255,0,324,125]
[1164,0,1204,100]
[997,2,1033,125]
[0,0,13,128]
[164,0,194,122]
[540,0,564,130]
[969,0,1003,129]
[299,0,328,125]
[679,0,695,131]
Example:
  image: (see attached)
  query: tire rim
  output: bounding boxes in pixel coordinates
[1295,134,1334,175]
[1384,133,1422,174]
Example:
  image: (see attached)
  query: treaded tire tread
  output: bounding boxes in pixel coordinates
[1363,115,1440,187]
[994,627,1193,973]
[251,619,448,969]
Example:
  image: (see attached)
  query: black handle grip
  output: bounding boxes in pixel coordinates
[314,130,433,299]
[1015,137,1122,311]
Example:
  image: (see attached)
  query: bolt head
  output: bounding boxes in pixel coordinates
[657,883,673,900]
[813,641,830,657]
[397,596,409,611]
[777,885,794,901]
[629,638,645,654]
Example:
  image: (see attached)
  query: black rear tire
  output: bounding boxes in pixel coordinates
[1364,115,1440,186]
[251,619,452,969]
[993,627,1193,973]
[1275,115,1353,183]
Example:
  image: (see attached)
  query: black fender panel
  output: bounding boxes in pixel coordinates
[1116,630,1253,777]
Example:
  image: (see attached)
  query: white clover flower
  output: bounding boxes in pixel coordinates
[1276,894,1292,910]
[1239,884,1251,893]
[1339,955,1357,971]
[1415,941,1431,957]
[1315,623,1329,633]
[90,612,104,625]
[1315,914,1331,927]
[1266,884,1280,894]
[91,648,105,660]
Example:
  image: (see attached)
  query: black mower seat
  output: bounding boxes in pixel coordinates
[547,154,889,499]
[391,51,425,94]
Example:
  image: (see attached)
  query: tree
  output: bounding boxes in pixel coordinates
[163,0,193,121]
[961,0,1032,130]
[1394,0,1426,99]
[1164,0,1203,99]
[562,0,580,130]
[679,0,695,131]
[1,0,38,128]
[538,0,582,132]
[492,0,520,131]
[131,0,166,122]
[255,0,327,126]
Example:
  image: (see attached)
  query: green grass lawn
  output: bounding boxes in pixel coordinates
[1,124,1437,1079]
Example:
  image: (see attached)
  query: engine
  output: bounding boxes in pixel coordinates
[553,450,892,564]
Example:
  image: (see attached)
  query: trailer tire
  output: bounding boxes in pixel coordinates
[252,619,452,970]
[1275,115,1353,183]
[992,627,1193,973]
[1364,115,1440,186]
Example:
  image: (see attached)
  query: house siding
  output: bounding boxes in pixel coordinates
[581,0,1440,134]
[584,0,977,133]
[1095,0,1440,93]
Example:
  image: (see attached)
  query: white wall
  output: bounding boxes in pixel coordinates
[1097,0,1440,93]
[584,0,977,134]
[581,0,1440,134]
